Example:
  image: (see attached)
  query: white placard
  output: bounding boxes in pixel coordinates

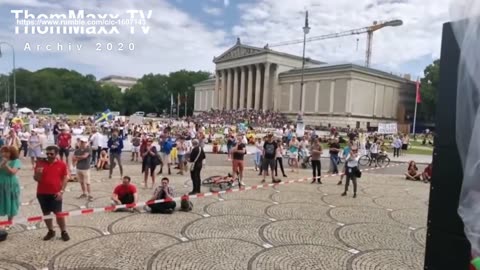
[377,123,398,134]
[129,115,144,125]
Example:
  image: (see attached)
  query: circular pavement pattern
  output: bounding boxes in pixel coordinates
[390,208,428,228]
[266,202,332,221]
[249,244,352,270]
[329,206,394,224]
[189,197,221,216]
[362,186,408,197]
[51,232,178,270]
[337,223,421,252]
[205,199,271,217]
[0,227,101,269]
[67,212,133,233]
[220,189,275,202]
[350,249,424,270]
[0,260,35,270]
[111,211,201,238]
[413,227,427,247]
[271,191,325,204]
[321,194,379,208]
[150,238,263,270]
[184,215,269,244]
[373,196,425,210]
[261,220,347,249]
[274,182,320,193]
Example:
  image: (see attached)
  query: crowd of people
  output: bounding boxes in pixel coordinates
[0,110,431,243]
[194,109,289,128]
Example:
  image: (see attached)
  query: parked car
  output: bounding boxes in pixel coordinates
[133,111,145,117]
[111,111,120,116]
[146,113,157,118]
[35,107,52,114]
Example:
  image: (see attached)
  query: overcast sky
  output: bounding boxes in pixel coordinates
[0,0,458,79]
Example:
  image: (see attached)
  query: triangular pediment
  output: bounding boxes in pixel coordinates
[214,44,265,63]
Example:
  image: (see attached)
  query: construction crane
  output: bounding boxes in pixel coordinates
[268,19,403,67]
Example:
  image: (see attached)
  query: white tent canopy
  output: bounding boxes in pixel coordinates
[18,107,34,114]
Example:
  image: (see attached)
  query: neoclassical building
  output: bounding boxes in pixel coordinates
[99,75,138,93]
[194,38,416,129]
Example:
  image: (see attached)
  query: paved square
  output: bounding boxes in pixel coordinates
[0,157,429,270]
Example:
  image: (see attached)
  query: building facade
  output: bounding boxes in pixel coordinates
[194,39,416,129]
[99,75,138,93]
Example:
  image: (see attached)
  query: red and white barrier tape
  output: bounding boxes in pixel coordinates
[0,163,401,227]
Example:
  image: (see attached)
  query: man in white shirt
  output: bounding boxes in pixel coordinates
[89,129,101,165]
[18,129,31,158]
[369,139,380,167]
[29,115,38,131]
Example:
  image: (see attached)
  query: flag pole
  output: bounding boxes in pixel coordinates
[413,96,418,136]
[170,93,173,117]
[412,77,419,137]
[177,93,180,118]
[185,92,188,117]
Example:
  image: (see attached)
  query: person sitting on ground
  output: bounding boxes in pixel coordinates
[96,150,109,170]
[111,176,138,212]
[405,160,422,181]
[147,177,176,214]
[422,163,432,183]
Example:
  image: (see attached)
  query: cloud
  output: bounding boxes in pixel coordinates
[233,0,450,75]
[224,0,230,7]
[0,0,60,8]
[203,6,222,16]
[0,0,229,77]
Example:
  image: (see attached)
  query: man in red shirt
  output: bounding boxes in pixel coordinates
[57,128,72,166]
[34,145,70,241]
[111,176,138,212]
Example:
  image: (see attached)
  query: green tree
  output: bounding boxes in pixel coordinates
[419,59,439,121]
[4,67,210,115]
[167,70,210,116]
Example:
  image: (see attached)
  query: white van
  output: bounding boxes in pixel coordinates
[134,111,145,117]
[35,108,52,114]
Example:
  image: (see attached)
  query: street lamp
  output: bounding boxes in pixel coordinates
[384,19,403,27]
[297,10,310,138]
[0,42,16,111]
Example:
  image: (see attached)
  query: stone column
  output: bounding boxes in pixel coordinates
[239,66,246,109]
[262,62,271,110]
[272,64,279,111]
[221,69,227,109]
[246,65,253,109]
[214,71,220,109]
[226,69,232,110]
[254,64,261,110]
[233,68,239,109]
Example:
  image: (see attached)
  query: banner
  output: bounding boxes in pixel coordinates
[95,109,112,124]
[377,123,398,134]
[129,115,143,125]
[416,80,422,104]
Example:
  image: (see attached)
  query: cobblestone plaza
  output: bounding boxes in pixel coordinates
[0,158,429,270]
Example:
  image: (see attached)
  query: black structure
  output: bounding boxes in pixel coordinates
[424,22,472,269]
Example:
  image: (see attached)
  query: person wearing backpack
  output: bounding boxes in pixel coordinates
[159,135,173,175]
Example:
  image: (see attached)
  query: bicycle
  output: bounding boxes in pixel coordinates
[358,152,390,167]
[202,173,239,191]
